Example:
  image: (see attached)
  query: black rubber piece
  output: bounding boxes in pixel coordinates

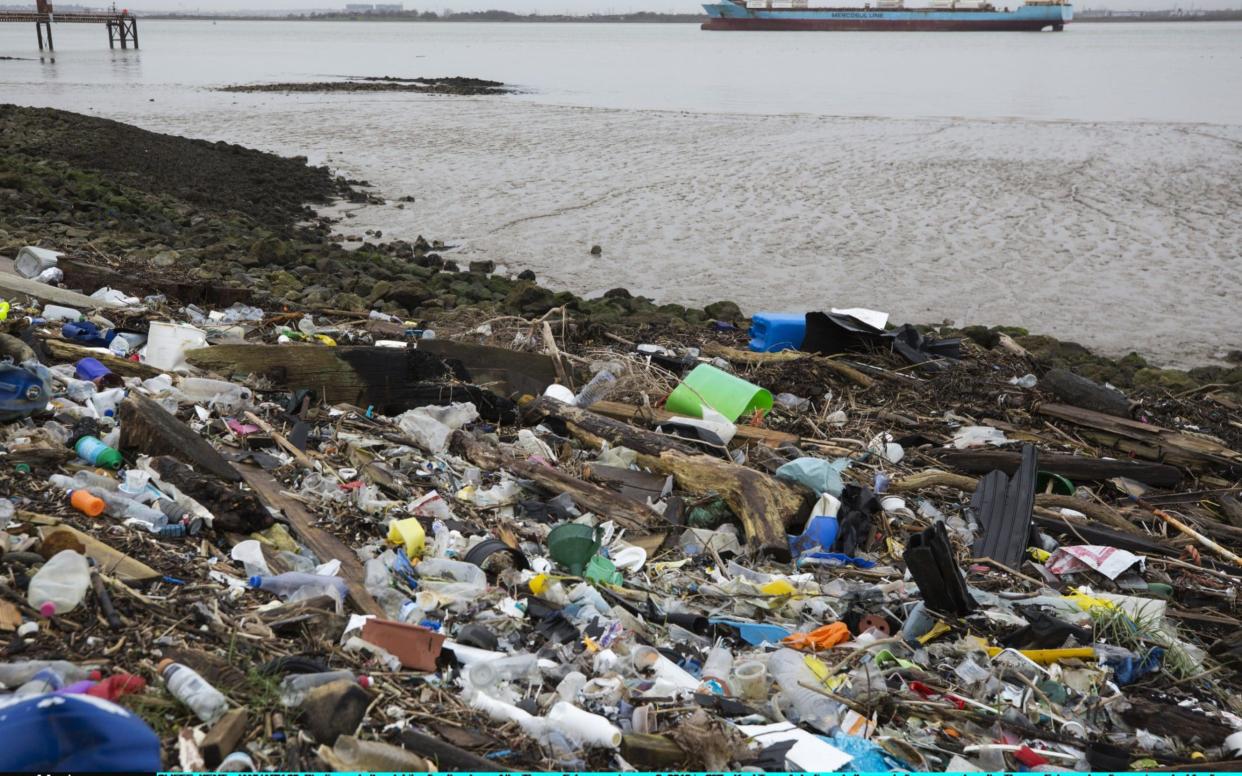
[462,537,529,572]
[971,443,1039,567]
[902,522,976,616]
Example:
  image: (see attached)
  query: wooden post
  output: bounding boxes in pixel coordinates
[107,21,113,48]
[44,20,52,50]
[129,17,138,48]
[36,21,43,50]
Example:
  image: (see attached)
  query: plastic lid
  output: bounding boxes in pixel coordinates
[357,675,372,688]
[96,447,124,470]
[39,602,55,617]
[248,575,262,588]
[156,658,175,674]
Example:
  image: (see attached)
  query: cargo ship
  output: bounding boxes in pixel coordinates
[702,0,1072,30]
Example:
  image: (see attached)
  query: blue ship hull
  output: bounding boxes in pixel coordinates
[702,1,1072,30]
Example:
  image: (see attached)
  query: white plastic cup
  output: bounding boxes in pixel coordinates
[733,659,769,701]
[543,384,575,404]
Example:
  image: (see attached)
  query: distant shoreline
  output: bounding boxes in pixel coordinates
[135,10,1242,23]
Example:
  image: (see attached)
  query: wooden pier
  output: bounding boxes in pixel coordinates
[0,1,138,51]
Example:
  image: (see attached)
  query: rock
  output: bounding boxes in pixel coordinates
[517,269,536,282]
[1227,350,1242,364]
[467,260,495,275]
[590,245,602,256]
[335,292,366,311]
[150,250,180,268]
[703,300,742,322]
[249,236,290,264]
[366,280,393,303]
[381,281,433,310]
[603,287,632,300]
[505,282,558,316]
[1133,367,1197,393]
[299,679,372,745]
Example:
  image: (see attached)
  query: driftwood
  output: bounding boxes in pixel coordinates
[590,400,801,447]
[200,709,249,768]
[119,393,242,482]
[42,337,164,379]
[1036,402,1242,471]
[152,456,272,534]
[185,344,515,421]
[0,271,125,309]
[399,729,504,771]
[891,469,1135,532]
[450,431,661,533]
[701,342,874,388]
[1041,368,1132,418]
[234,463,386,618]
[526,398,808,556]
[936,448,1181,488]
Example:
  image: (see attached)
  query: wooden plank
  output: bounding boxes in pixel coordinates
[233,463,385,618]
[935,448,1182,488]
[590,400,800,447]
[417,339,558,398]
[36,525,160,583]
[0,271,125,309]
[118,393,241,482]
[199,709,249,768]
[0,600,21,632]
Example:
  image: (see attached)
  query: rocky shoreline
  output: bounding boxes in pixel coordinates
[1,103,1239,399]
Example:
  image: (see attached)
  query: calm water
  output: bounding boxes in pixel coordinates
[2,20,1241,121]
[2,21,1241,364]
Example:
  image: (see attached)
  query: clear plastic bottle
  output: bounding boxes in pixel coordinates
[158,659,228,723]
[699,641,734,696]
[14,666,66,697]
[88,488,168,531]
[572,369,617,408]
[278,670,370,707]
[27,550,91,617]
[767,648,843,733]
[0,499,13,530]
[249,572,348,601]
[0,660,91,689]
[117,470,156,503]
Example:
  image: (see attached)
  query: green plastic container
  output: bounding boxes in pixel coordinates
[547,523,601,576]
[665,363,773,423]
[584,554,623,586]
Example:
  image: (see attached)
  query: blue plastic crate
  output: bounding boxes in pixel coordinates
[748,312,807,352]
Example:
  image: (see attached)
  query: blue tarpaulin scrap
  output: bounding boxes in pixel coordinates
[0,693,161,771]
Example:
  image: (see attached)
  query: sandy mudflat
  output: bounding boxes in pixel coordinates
[301,99,1240,366]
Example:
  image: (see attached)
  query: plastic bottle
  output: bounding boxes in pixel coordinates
[572,369,617,409]
[278,670,370,707]
[767,648,843,733]
[27,550,91,617]
[88,488,167,531]
[158,659,228,723]
[463,654,540,694]
[14,667,67,697]
[117,470,155,503]
[0,661,93,689]
[699,641,734,696]
[413,558,487,600]
[73,436,123,470]
[88,388,126,419]
[249,572,348,601]
[332,736,429,771]
[0,499,14,530]
[217,751,256,772]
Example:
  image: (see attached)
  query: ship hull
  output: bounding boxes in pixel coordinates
[701,3,1072,30]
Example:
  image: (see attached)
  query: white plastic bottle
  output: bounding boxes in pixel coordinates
[278,670,370,707]
[699,641,734,696]
[27,550,91,617]
[158,659,228,723]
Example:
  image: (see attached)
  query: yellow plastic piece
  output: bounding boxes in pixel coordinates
[760,579,796,596]
[984,646,1096,665]
[917,621,952,645]
[529,573,549,596]
[803,654,847,690]
[313,334,337,347]
[0,301,9,321]
[1028,547,1051,563]
[1064,589,1117,613]
[386,517,426,558]
[254,523,300,553]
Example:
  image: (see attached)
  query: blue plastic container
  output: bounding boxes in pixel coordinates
[61,321,111,348]
[0,364,50,421]
[748,312,807,352]
[790,514,839,556]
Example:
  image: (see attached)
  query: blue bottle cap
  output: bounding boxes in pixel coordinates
[249,575,262,588]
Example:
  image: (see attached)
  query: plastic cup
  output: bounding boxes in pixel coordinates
[665,363,773,422]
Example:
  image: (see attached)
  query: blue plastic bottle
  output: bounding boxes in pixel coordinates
[74,436,124,469]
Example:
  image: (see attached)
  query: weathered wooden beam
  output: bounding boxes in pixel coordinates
[199,709,249,768]
[185,344,515,421]
[118,393,241,482]
[234,463,385,619]
[1036,402,1242,471]
[1040,368,1132,418]
[0,271,124,309]
[935,448,1182,488]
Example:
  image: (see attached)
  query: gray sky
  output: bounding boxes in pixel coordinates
[89,0,1242,13]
